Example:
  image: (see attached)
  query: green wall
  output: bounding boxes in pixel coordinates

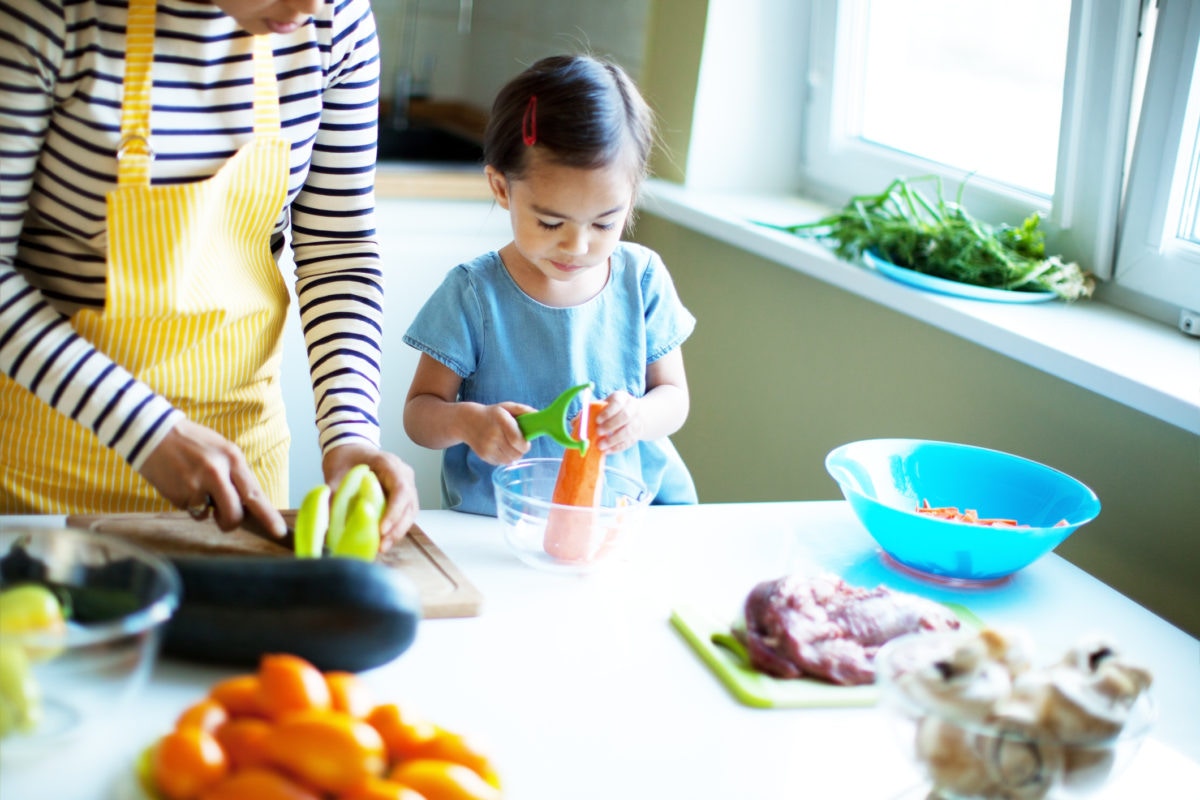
[632,214,1200,637]
[639,0,708,184]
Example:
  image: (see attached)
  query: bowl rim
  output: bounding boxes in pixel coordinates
[874,630,1157,746]
[0,526,182,647]
[491,457,652,513]
[825,437,1101,529]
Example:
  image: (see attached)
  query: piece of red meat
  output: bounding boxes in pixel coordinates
[740,573,961,685]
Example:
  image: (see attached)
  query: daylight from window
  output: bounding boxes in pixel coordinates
[858,0,1071,197]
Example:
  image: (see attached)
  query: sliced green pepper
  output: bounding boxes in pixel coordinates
[332,470,384,561]
[333,484,383,561]
[355,465,385,510]
[294,483,331,558]
[0,642,39,737]
[327,463,373,554]
[293,465,384,562]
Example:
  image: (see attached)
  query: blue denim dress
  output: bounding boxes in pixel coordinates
[403,242,698,515]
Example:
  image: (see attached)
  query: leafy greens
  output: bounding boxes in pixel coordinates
[765,177,1094,301]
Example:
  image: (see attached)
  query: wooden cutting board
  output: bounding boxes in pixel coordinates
[64,511,482,619]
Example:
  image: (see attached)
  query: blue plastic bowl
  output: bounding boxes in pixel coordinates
[825,439,1100,584]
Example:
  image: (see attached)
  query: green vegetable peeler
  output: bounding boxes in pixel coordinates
[516,382,592,454]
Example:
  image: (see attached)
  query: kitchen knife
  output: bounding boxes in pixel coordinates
[233,511,296,552]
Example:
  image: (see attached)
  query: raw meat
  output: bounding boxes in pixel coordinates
[740,573,961,685]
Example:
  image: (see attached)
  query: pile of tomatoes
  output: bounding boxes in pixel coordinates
[144,653,502,800]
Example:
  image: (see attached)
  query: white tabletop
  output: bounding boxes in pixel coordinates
[2,502,1198,799]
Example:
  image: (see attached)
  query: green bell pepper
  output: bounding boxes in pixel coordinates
[294,483,331,558]
[293,465,384,562]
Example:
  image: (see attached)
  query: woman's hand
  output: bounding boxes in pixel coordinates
[323,443,419,552]
[139,419,288,537]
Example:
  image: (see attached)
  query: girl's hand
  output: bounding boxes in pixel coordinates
[463,402,534,465]
[594,390,643,454]
[323,443,419,552]
[140,418,288,537]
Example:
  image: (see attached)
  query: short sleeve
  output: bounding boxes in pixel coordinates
[639,249,696,364]
[402,265,484,379]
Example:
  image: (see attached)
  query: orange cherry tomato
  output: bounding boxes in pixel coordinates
[264,708,386,794]
[257,653,332,721]
[339,775,429,800]
[405,728,501,789]
[214,716,274,770]
[327,671,374,718]
[198,767,322,800]
[176,698,230,733]
[366,703,439,763]
[152,727,230,800]
[209,674,264,718]
[388,759,502,800]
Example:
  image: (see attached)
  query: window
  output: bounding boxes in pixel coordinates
[856,0,1069,197]
[800,0,1196,324]
[1114,0,1200,316]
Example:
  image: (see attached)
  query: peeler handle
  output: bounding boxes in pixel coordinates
[516,382,592,453]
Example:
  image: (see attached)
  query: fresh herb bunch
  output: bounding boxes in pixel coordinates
[768,176,1094,301]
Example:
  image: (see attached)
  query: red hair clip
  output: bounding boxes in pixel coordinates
[522,95,538,146]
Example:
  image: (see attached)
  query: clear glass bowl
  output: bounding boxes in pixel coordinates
[875,631,1155,799]
[0,527,180,759]
[492,458,651,574]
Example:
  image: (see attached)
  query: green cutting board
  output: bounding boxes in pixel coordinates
[670,603,982,709]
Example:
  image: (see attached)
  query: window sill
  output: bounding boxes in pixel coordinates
[640,179,1200,435]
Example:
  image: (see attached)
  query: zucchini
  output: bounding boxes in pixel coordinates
[162,556,420,672]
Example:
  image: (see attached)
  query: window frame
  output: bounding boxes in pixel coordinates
[1113,0,1200,315]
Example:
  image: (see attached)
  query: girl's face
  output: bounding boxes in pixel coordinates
[486,153,636,306]
[211,0,321,35]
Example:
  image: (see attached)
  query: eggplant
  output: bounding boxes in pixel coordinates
[162,555,420,672]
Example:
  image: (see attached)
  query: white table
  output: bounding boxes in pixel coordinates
[2,502,1198,799]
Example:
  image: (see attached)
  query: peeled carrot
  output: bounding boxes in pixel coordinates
[551,401,607,506]
[543,401,607,561]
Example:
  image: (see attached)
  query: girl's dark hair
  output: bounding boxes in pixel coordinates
[483,54,655,183]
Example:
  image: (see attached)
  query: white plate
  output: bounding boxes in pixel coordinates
[864,250,1057,304]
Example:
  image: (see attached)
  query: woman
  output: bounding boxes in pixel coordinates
[0,0,417,547]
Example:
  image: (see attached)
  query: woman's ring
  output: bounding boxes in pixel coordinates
[187,496,213,520]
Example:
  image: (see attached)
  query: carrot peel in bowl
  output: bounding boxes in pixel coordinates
[915,499,1068,528]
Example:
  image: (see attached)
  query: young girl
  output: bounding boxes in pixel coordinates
[402,54,698,515]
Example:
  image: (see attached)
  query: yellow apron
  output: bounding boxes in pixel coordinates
[0,0,291,512]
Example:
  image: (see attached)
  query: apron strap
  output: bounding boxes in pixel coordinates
[116,0,157,187]
[117,5,283,187]
[253,36,282,136]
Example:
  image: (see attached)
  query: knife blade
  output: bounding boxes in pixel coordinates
[234,511,296,552]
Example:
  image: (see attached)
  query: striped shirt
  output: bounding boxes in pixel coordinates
[0,0,385,468]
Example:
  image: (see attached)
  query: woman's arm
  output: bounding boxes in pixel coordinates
[289,0,386,457]
[287,0,420,540]
[0,1,183,469]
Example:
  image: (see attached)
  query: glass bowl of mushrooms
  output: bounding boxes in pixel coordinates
[874,627,1155,799]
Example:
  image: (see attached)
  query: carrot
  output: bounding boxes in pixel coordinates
[543,401,607,561]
